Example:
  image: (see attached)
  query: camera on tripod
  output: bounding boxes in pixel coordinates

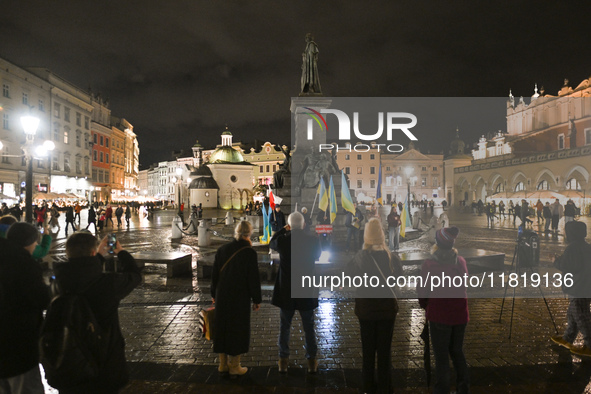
[515,225,540,267]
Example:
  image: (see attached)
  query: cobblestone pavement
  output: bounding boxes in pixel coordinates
[41,207,591,393]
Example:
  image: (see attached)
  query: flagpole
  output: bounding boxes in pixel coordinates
[310,189,319,217]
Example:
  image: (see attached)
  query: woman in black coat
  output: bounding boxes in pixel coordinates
[211,221,262,376]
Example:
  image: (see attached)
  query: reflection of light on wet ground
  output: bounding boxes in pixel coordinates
[315,250,331,264]
[317,301,335,328]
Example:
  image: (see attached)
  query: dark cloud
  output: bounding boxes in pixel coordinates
[2,1,591,166]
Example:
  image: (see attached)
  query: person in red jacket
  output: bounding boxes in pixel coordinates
[418,226,469,394]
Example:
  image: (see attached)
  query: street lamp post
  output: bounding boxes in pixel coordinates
[21,115,40,223]
[405,166,414,212]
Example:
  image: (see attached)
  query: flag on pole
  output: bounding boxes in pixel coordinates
[376,165,383,206]
[341,170,355,214]
[318,177,328,212]
[329,175,337,223]
[400,196,412,238]
[260,204,272,244]
[269,190,275,211]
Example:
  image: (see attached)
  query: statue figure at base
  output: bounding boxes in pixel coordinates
[297,148,337,189]
[273,145,291,189]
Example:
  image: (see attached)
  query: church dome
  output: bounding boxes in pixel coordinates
[209,146,245,163]
[189,176,219,190]
[449,128,466,156]
[191,165,213,177]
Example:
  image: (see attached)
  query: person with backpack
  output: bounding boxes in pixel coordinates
[0,223,50,393]
[48,232,142,393]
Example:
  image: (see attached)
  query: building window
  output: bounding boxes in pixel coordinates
[63,131,69,144]
[64,157,70,172]
[514,182,525,192]
[558,134,565,150]
[345,167,350,175]
[54,103,60,118]
[53,124,59,141]
[259,165,263,172]
[495,183,505,193]
[76,112,81,126]
[266,165,270,172]
[64,107,70,122]
[22,92,28,105]
[357,180,362,188]
[2,146,10,163]
[84,158,89,174]
[76,159,81,174]
[396,176,402,187]
[370,167,376,175]
[99,136,103,146]
[345,154,350,160]
[2,83,9,98]
[84,116,89,129]
[422,166,427,171]
[106,138,109,148]
[537,180,549,190]
[93,134,98,144]
[370,180,376,188]
[76,132,81,147]
[433,166,438,171]
[53,155,59,171]
[357,154,362,160]
[433,177,438,187]
[38,99,44,112]
[99,152,103,163]
[421,177,427,186]
[585,128,591,145]
[386,166,391,171]
[106,154,109,164]
[566,178,581,190]
[357,167,362,174]
[105,172,109,183]
[370,154,375,160]
[2,113,9,130]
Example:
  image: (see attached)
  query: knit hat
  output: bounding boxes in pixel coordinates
[7,222,39,248]
[364,218,385,245]
[435,226,460,249]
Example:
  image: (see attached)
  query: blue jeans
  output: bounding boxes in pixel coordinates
[279,308,317,359]
[0,364,44,394]
[388,226,400,251]
[346,227,358,251]
[429,322,469,394]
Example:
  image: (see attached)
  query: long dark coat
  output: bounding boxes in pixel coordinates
[270,228,321,310]
[53,251,141,392]
[211,239,262,356]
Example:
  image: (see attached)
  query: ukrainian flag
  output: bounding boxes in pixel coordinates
[329,175,337,223]
[341,170,355,214]
[318,177,328,212]
[260,204,272,244]
[400,196,412,238]
[376,165,383,206]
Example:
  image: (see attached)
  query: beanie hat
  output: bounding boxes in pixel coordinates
[364,218,385,245]
[435,226,460,249]
[7,222,39,248]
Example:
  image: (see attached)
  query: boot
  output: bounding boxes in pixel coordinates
[278,357,289,373]
[218,353,228,373]
[227,355,247,376]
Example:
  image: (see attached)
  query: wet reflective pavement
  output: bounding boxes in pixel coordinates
[41,208,591,393]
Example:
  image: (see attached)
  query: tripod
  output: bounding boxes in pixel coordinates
[498,238,558,339]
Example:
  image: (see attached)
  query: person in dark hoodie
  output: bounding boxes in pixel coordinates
[53,232,142,393]
[418,226,470,394]
[0,222,49,393]
[270,211,322,374]
[347,218,403,394]
[551,221,591,357]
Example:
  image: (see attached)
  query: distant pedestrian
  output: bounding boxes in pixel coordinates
[115,205,124,227]
[64,206,76,236]
[536,199,544,224]
[1,223,49,393]
[74,202,82,223]
[514,202,521,226]
[498,200,506,218]
[543,202,552,233]
[418,226,470,394]
[564,199,576,224]
[387,205,401,251]
[270,212,321,374]
[211,221,262,376]
[551,221,591,357]
[105,205,114,227]
[86,206,97,234]
[347,218,402,393]
[125,205,131,227]
[345,203,364,252]
[551,199,563,234]
[270,206,286,233]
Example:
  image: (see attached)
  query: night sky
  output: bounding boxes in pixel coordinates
[2,2,591,167]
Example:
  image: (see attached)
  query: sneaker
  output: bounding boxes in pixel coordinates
[307,358,318,374]
[571,345,591,357]
[551,335,572,350]
[278,358,288,373]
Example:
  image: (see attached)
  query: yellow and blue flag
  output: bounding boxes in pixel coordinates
[329,175,337,223]
[400,196,412,238]
[260,204,272,244]
[376,165,383,206]
[318,177,328,212]
[341,170,355,214]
